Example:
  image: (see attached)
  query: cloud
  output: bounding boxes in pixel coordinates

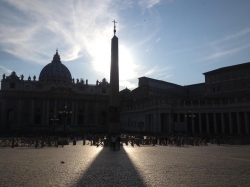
[211,28,250,45]
[143,66,173,78]
[156,38,161,43]
[0,0,116,65]
[0,65,12,74]
[200,44,250,62]
[139,0,161,9]
[120,80,137,89]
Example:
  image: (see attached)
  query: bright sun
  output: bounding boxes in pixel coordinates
[91,38,138,89]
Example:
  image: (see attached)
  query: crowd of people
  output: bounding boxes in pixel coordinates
[1,132,249,148]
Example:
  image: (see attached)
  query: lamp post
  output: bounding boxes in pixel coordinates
[51,115,59,134]
[185,111,196,134]
[59,105,72,133]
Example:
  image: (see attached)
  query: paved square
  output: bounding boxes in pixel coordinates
[0,143,250,187]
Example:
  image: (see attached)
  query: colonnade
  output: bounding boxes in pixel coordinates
[121,109,250,135]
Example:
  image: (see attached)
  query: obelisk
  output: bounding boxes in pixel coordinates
[109,20,120,133]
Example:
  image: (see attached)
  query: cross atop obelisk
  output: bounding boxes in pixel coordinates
[112,20,117,35]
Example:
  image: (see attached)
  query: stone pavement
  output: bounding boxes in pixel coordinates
[0,142,250,187]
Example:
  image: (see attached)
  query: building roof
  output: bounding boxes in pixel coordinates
[138,76,182,87]
[203,62,250,75]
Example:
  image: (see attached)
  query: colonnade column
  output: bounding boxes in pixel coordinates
[184,114,187,133]
[1,100,5,129]
[229,112,233,134]
[245,112,249,134]
[95,102,99,126]
[84,102,88,126]
[18,100,22,126]
[206,113,209,134]
[45,100,49,126]
[42,99,46,125]
[158,112,161,132]
[152,112,158,133]
[151,114,154,132]
[221,113,225,134]
[213,113,217,134]
[168,113,172,133]
[75,101,78,125]
[30,99,34,125]
[165,113,168,133]
[237,112,241,134]
[54,100,57,117]
[199,113,202,133]
[71,101,74,125]
[145,114,148,132]
[192,117,195,134]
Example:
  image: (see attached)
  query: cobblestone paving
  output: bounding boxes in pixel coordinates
[0,142,250,187]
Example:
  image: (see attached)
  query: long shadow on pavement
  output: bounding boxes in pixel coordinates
[71,146,146,187]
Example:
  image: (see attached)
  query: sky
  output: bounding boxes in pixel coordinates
[0,0,250,90]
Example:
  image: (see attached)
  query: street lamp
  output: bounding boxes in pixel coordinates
[59,105,72,132]
[185,111,196,134]
[51,115,59,134]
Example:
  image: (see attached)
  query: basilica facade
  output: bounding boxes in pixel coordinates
[0,50,110,133]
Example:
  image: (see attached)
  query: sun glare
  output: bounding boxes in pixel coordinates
[119,45,138,80]
[91,38,138,89]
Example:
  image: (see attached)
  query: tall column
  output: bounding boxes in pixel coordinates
[221,113,225,134]
[109,21,120,133]
[237,112,241,134]
[109,28,119,107]
[245,112,249,134]
[206,113,210,134]
[213,113,217,134]
[199,113,202,133]
[177,113,180,122]
[229,112,233,134]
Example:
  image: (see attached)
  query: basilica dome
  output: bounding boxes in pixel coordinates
[39,50,72,83]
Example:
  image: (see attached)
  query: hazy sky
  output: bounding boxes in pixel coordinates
[1,0,250,90]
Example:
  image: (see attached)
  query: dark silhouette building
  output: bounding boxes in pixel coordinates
[119,62,250,135]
